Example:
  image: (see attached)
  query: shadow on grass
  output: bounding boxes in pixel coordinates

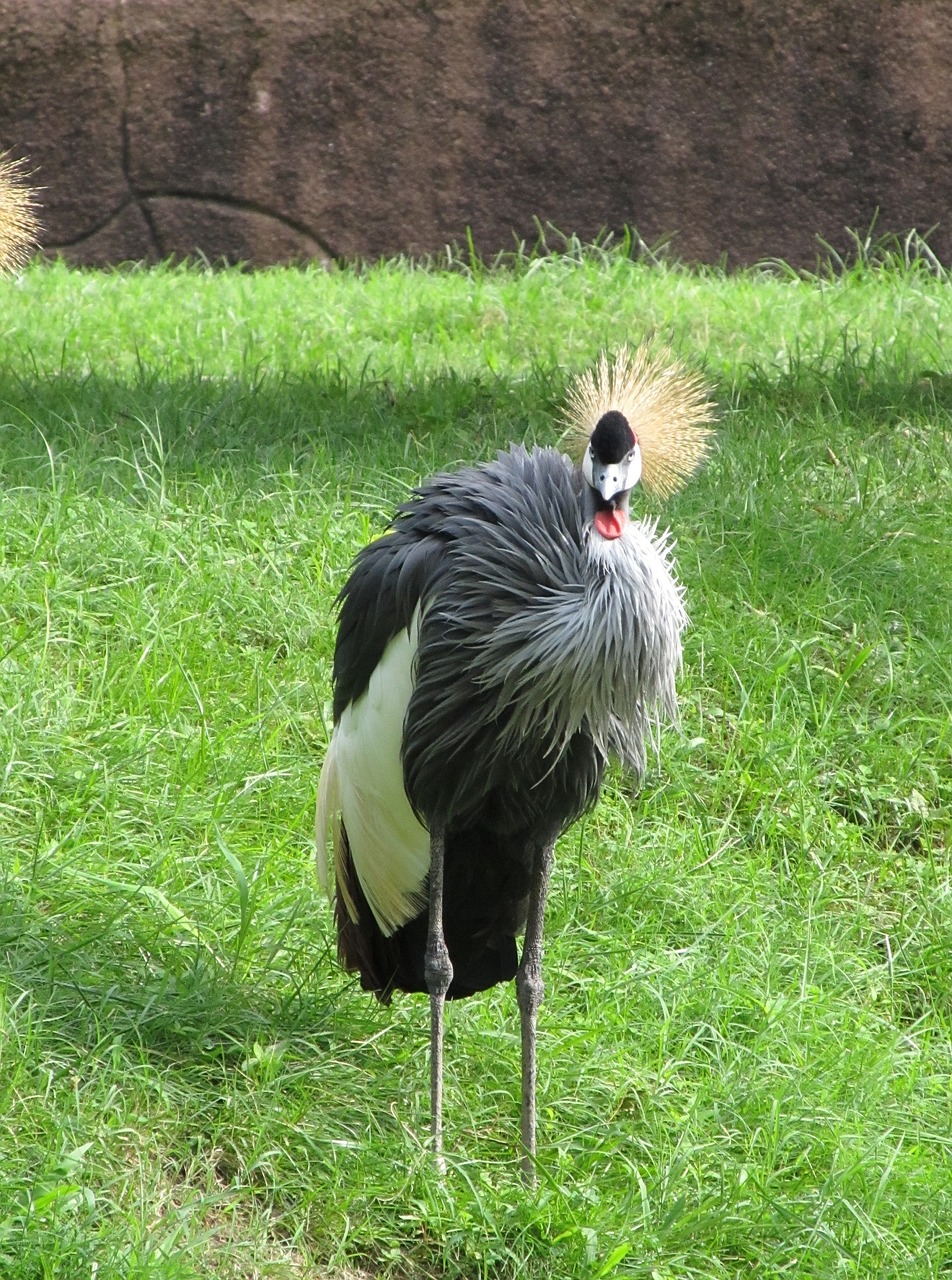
[739,346,952,421]
[0,351,949,487]
[0,875,353,1067]
[0,364,571,493]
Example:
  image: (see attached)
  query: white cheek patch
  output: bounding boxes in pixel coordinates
[585,444,643,500]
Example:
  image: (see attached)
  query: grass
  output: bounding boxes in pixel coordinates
[0,239,949,1278]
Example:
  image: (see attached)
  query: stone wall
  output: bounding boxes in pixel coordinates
[2,0,951,267]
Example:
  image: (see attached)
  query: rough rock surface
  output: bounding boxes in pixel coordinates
[1,0,951,267]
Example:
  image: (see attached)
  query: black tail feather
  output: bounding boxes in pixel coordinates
[334,823,529,1002]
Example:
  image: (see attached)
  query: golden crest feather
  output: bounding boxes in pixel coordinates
[0,153,40,273]
[562,343,715,498]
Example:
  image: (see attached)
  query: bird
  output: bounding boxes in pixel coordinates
[0,152,40,273]
[316,343,714,1179]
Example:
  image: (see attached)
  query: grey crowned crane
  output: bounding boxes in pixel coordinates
[317,345,714,1178]
[0,153,39,273]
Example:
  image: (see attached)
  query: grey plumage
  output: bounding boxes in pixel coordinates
[0,153,39,273]
[400,446,686,822]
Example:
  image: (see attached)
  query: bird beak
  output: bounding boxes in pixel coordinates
[587,445,643,504]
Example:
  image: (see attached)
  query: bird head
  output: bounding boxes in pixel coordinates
[564,343,716,541]
[582,409,642,540]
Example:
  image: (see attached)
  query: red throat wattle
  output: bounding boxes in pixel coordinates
[593,508,628,540]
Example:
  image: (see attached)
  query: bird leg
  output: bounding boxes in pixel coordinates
[516,835,556,1186]
[424,820,452,1173]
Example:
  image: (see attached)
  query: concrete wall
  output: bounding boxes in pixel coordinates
[2,0,951,267]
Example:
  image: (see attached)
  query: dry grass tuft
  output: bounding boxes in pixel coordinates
[0,152,40,272]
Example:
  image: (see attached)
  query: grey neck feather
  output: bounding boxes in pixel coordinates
[462,515,687,777]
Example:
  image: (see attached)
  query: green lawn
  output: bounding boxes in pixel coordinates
[0,244,950,1278]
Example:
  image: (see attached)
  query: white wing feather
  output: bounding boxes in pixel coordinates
[316,612,430,937]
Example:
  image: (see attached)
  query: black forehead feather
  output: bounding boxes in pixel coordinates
[590,411,636,463]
